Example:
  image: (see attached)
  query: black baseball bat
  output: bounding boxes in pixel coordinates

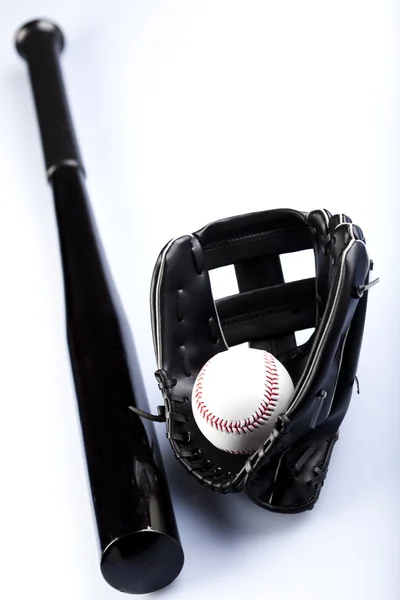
[15,19,184,594]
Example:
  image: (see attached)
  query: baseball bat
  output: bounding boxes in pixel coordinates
[15,19,184,594]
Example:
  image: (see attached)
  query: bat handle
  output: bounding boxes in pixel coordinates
[15,20,84,178]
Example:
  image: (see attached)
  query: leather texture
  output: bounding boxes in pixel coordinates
[150,208,372,512]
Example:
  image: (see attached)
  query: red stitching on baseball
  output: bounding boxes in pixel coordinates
[193,352,280,435]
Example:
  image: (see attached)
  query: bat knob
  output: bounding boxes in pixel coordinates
[15,19,64,59]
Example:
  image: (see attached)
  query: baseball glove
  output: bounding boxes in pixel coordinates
[141,208,376,513]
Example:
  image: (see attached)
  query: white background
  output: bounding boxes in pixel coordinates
[0,1,398,599]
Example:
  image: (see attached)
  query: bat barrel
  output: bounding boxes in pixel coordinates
[15,20,183,594]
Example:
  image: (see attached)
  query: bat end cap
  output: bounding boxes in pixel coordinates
[15,19,64,58]
[101,530,184,593]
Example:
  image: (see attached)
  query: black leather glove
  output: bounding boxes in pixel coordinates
[143,208,375,512]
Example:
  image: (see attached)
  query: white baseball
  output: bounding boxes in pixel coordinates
[192,348,294,454]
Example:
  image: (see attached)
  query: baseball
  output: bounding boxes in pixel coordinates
[192,347,294,454]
